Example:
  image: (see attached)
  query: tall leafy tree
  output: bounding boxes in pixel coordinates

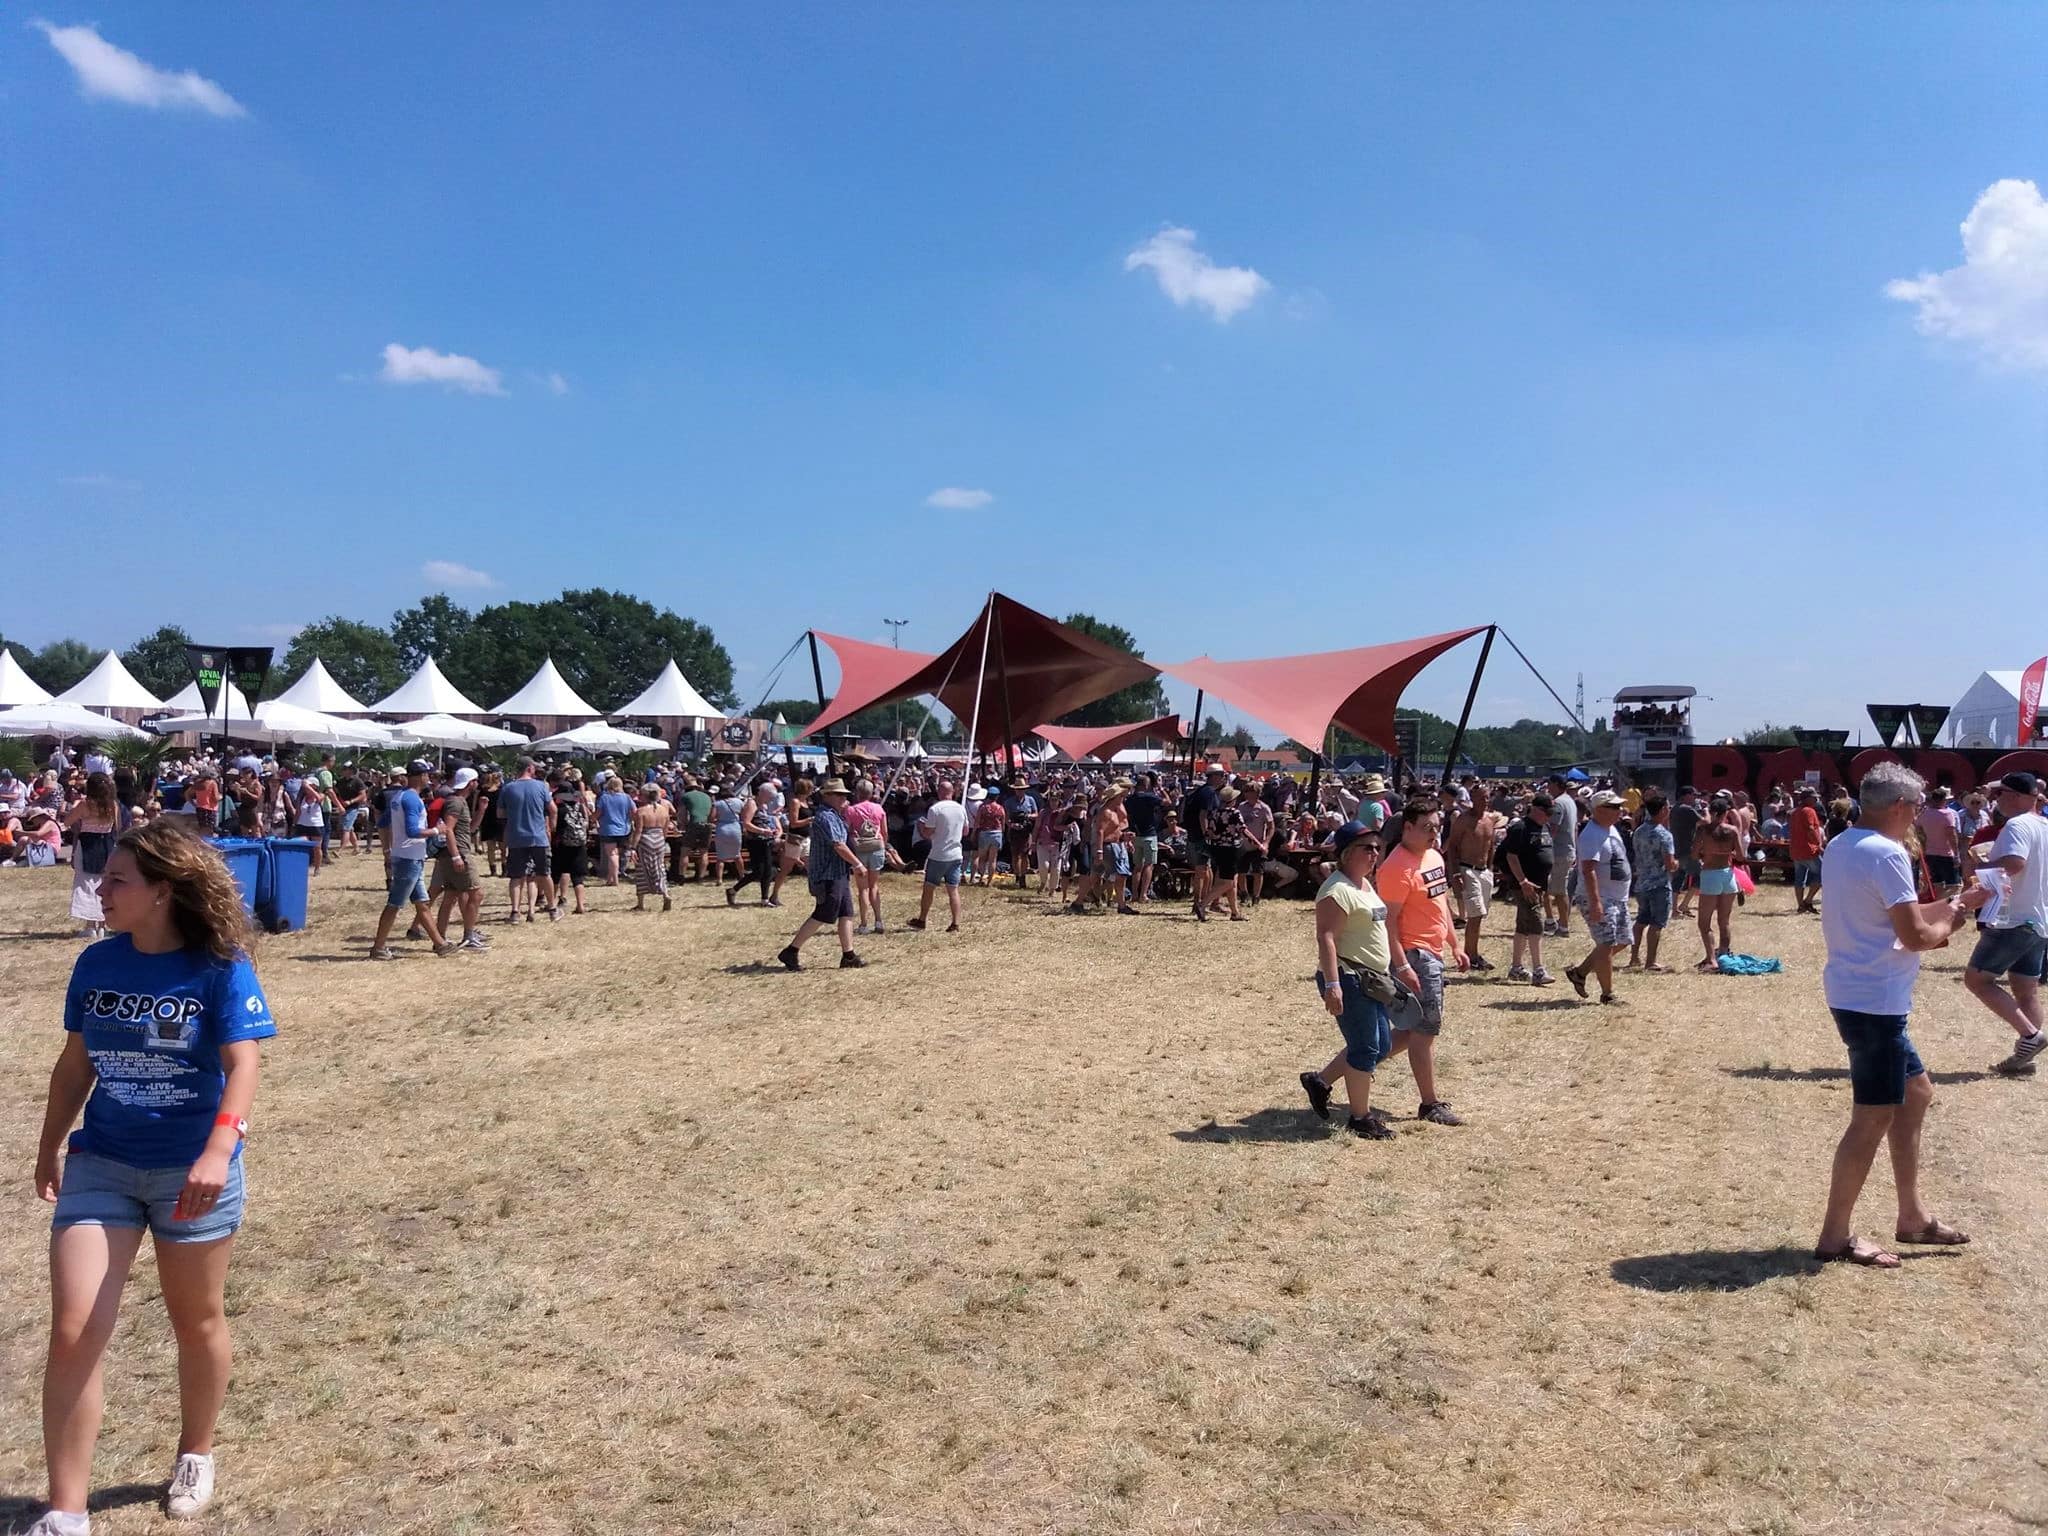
[280,618,404,704]
[31,638,98,693]
[1050,613,1169,727]
[120,624,196,700]
[391,594,474,674]
[448,589,735,713]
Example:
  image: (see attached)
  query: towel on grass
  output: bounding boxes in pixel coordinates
[1716,953,1782,975]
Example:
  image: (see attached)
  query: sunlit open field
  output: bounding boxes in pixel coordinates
[3,853,2046,1535]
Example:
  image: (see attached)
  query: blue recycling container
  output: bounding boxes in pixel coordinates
[262,838,315,933]
[214,838,268,917]
[157,780,187,812]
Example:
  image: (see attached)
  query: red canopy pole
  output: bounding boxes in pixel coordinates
[807,631,830,776]
[991,602,1016,777]
[1440,625,1498,786]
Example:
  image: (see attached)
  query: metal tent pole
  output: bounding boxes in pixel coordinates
[1189,689,1204,774]
[961,594,996,785]
[991,601,1016,777]
[1441,625,1498,785]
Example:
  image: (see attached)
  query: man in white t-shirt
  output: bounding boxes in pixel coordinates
[910,780,969,934]
[1565,790,1632,1004]
[1966,771,2048,1077]
[1814,762,1988,1268]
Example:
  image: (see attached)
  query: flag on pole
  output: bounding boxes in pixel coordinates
[2019,658,2047,746]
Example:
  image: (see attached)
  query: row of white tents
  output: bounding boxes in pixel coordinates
[0,647,724,755]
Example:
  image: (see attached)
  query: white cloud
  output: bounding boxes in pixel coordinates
[1886,179,2048,371]
[31,19,246,117]
[925,487,993,510]
[545,371,569,396]
[1124,226,1269,323]
[379,343,506,396]
[62,472,140,490]
[421,560,499,590]
[243,623,303,642]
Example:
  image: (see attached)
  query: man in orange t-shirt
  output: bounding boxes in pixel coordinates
[1374,801,1470,1126]
[1789,785,1826,913]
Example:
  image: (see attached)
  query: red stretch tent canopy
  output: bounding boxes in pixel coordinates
[802,595,1161,751]
[1166,627,1487,756]
[1034,714,1184,763]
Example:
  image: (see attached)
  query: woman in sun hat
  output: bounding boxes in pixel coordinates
[1299,819,1397,1140]
[30,820,278,1529]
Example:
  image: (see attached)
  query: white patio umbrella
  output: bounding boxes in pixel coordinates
[525,720,671,754]
[149,700,407,750]
[401,713,531,750]
[0,702,153,740]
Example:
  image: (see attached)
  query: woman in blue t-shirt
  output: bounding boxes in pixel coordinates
[29,820,277,1531]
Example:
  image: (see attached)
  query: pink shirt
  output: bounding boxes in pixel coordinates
[1916,804,1959,858]
[842,801,886,842]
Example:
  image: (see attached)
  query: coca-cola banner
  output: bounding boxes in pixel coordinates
[1680,745,2048,803]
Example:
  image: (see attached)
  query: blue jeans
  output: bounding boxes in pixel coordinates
[54,1150,247,1243]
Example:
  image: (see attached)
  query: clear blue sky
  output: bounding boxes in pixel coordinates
[6,4,2043,742]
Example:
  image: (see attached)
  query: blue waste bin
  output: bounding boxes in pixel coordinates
[158,780,187,812]
[214,838,268,918]
[262,838,314,932]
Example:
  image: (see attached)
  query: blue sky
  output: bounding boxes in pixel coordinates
[6,4,2044,742]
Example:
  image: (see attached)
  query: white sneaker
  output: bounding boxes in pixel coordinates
[26,1512,91,1536]
[167,1452,215,1518]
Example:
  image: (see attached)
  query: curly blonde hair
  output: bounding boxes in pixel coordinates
[116,819,255,964]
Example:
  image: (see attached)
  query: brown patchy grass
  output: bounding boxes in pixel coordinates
[2,854,2047,1534]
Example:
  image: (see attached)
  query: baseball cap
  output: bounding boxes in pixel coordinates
[1590,789,1626,809]
[2001,772,2039,796]
[1331,819,1380,861]
[451,767,478,789]
[407,758,433,775]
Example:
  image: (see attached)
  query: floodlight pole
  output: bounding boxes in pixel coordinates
[1441,624,1498,786]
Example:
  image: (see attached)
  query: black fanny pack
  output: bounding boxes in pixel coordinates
[1340,959,1402,1005]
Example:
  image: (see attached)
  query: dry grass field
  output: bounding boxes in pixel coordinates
[3,851,2047,1535]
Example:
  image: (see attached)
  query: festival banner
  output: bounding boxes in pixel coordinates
[1865,704,1909,748]
[1908,705,1949,748]
[184,645,275,721]
[2020,658,2048,747]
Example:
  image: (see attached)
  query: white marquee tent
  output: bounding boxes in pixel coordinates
[492,658,602,739]
[274,657,371,715]
[1949,670,2025,749]
[56,651,164,721]
[614,658,723,726]
[525,720,670,755]
[369,657,486,718]
[401,713,531,750]
[0,649,52,707]
[160,680,256,721]
[150,700,406,750]
[0,701,152,741]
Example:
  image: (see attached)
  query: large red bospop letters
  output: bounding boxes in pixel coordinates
[1681,746,2048,802]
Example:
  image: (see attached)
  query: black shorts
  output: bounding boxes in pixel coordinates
[505,845,551,880]
[1211,846,1241,877]
[1925,854,1960,887]
[554,843,589,886]
[809,879,853,925]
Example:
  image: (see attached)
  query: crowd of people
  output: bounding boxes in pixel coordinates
[13,731,2048,1531]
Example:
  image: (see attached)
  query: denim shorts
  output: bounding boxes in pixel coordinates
[1323,971,1391,1072]
[385,856,429,908]
[1635,886,1671,930]
[808,879,853,925]
[1792,857,1822,890]
[1582,896,1633,948]
[924,857,963,888]
[54,1151,247,1244]
[1390,948,1445,1035]
[1968,925,2048,980]
[1698,866,1739,897]
[860,849,887,872]
[976,831,1002,852]
[1830,1008,1924,1106]
[1106,842,1131,876]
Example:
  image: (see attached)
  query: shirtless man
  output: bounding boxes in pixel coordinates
[1071,781,1135,914]
[1447,795,1501,970]
[1692,793,1745,970]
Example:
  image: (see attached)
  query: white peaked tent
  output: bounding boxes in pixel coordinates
[402,714,530,750]
[614,658,723,726]
[492,657,602,740]
[0,701,152,741]
[150,700,406,750]
[525,720,670,755]
[0,649,53,707]
[1950,671,2024,749]
[369,657,487,718]
[56,651,163,721]
[274,657,370,715]
[160,680,257,720]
